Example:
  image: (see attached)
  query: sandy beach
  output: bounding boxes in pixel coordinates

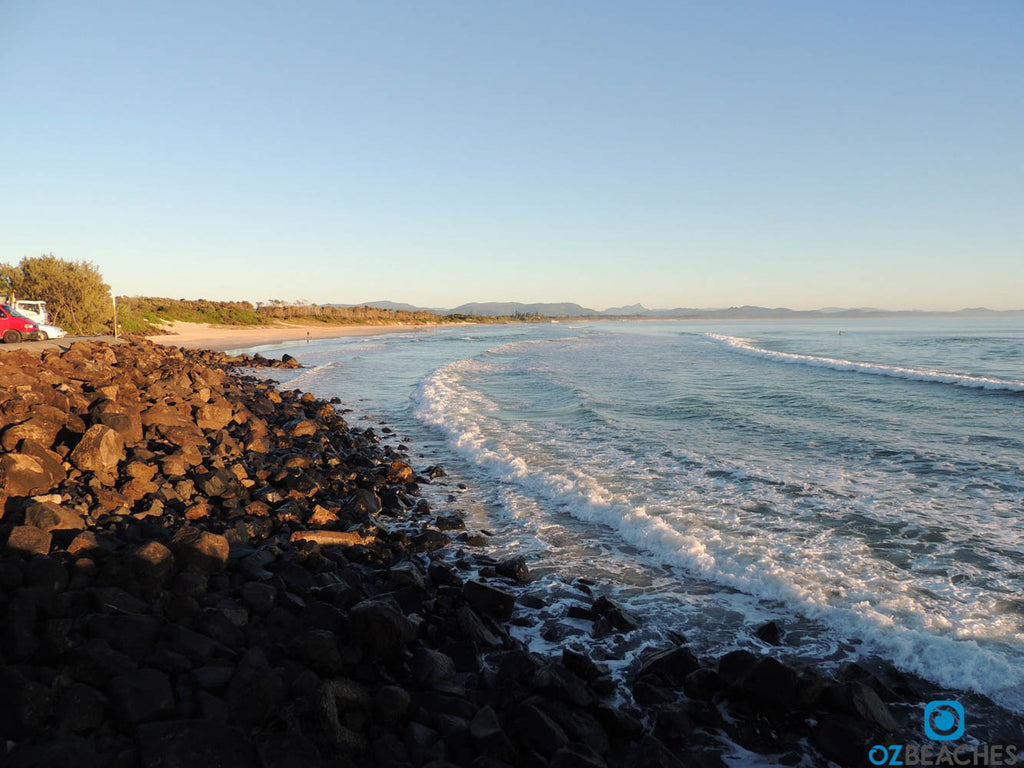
[148,320,453,352]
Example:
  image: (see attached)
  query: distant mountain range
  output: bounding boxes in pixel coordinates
[337,301,1024,319]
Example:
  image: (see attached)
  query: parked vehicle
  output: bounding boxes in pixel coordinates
[11,300,49,325]
[0,298,66,340]
[0,304,41,343]
[35,323,67,340]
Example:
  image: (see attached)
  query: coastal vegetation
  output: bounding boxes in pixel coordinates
[115,296,549,334]
[0,254,113,335]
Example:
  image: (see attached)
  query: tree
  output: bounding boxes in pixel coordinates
[0,255,112,334]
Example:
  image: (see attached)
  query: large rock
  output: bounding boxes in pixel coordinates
[4,525,52,556]
[635,646,701,687]
[387,460,415,484]
[464,580,516,620]
[170,527,230,574]
[822,681,899,732]
[345,488,382,517]
[592,596,641,633]
[469,705,517,763]
[349,598,417,660]
[496,555,532,583]
[412,646,457,688]
[93,405,143,444]
[23,500,85,532]
[195,401,235,431]
[69,424,124,474]
[0,453,61,499]
[128,540,176,588]
[511,702,570,757]
[742,656,801,709]
[108,668,175,724]
[193,467,241,498]
[1,415,64,451]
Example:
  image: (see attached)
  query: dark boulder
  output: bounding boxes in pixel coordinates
[469,705,517,763]
[822,681,899,731]
[0,667,51,739]
[635,646,700,687]
[717,649,758,689]
[413,646,457,688]
[410,528,451,553]
[464,581,515,620]
[812,714,878,768]
[108,668,175,725]
[510,702,570,757]
[138,720,256,768]
[755,620,783,645]
[496,555,531,583]
[742,656,801,709]
[349,598,417,660]
[227,648,287,727]
[592,596,641,633]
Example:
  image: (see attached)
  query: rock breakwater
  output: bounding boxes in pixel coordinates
[0,340,984,767]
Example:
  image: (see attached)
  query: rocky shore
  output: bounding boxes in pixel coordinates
[0,340,1012,767]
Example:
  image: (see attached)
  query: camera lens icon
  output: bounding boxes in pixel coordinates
[924,701,965,741]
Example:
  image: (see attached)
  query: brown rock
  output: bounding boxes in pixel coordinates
[171,527,230,574]
[141,404,192,429]
[387,461,416,484]
[69,424,124,475]
[5,525,52,556]
[68,531,103,555]
[17,441,67,486]
[195,402,234,431]
[0,453,62,499]
[125,461,159,482]
[93,405,144,444]
[243,501,270,517]
[184,502,210,520]
[290,529,374,547]
[23,500,85,532]
[156,424,205,450]
[309,504,339,526]
[129,541,175,587]
[119,477,160,502]
[91,485,134,514]
[284,418,317,438]
[1,415,64,451]
[160,453,188,477]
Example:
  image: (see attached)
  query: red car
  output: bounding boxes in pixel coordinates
[0,304,41,343]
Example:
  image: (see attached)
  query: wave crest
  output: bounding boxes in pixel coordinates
[708,334,1024,392]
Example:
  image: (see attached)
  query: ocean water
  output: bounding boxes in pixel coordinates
[241,317,1024,715]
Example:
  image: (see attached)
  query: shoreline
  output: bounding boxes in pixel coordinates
[147,320,465,352]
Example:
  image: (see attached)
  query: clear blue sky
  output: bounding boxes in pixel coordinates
[2,1,1021,310]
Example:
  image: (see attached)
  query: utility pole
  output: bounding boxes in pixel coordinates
[113,295,119,339]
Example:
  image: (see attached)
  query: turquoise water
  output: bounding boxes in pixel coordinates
[243,317,1024,712]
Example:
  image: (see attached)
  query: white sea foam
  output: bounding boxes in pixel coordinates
[413,352,1024,712]
[707,333,1024,392]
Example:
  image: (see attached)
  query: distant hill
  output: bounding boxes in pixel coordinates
[448,302,598,317]
[602,303,649,316]
[329,300,1024,320]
